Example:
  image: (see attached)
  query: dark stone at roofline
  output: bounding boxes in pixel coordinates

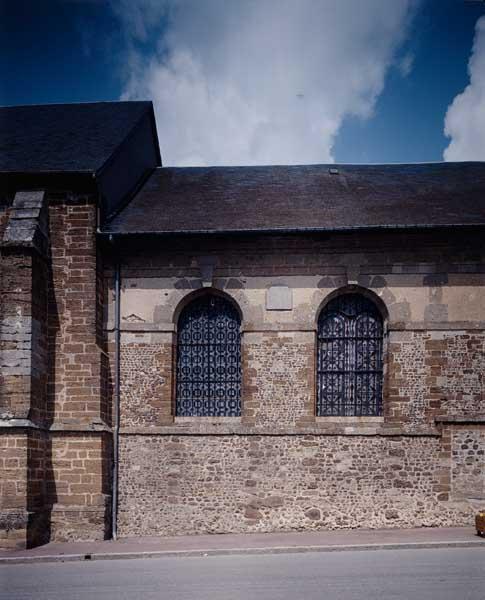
[103,162,485,234]
[2,191,49,256]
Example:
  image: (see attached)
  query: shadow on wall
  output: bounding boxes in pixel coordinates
[26,244,56,548]
[27,238,114,548]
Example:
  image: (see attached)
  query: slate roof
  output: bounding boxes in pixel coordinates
[0,101,159,174]
[104,162,485,235]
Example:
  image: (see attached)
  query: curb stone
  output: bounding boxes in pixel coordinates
[1,539,484,565]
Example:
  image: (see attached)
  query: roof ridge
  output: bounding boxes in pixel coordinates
[0,100,152,110]
[156,161,485,169]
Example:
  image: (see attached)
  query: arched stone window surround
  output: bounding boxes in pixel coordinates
[174,289,242,417]
[173,287,244,326]
[315,286,388,418]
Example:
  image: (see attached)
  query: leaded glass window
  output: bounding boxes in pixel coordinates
[317,293,384,416]
[176,294,241,416]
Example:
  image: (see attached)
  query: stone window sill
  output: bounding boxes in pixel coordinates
[315,417,384,423]
[174,416,242,425]
[314,416,385,435]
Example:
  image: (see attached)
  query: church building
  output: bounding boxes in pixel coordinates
[1,101,484,549]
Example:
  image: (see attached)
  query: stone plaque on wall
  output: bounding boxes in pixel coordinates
[266,285,293,310]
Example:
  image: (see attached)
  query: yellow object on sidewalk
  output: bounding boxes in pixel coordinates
[476,512,485,536]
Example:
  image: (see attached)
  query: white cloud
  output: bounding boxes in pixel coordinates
[110,0,173,42]
[444,16,485,161]
[114,0,417,166]
[398,52,414,78]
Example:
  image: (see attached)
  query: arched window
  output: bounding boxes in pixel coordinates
[317,293,384,416]
[176,294,241,416]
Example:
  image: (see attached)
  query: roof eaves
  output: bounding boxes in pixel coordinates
[0,169,95,176]
[98,222,485,238]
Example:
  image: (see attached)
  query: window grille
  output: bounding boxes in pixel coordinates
[317,293,384,416]
[176,294,241,416]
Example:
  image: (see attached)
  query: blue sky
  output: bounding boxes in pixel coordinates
[1,0,485,165]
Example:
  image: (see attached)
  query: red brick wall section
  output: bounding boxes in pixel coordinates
[2,436,28,510]
[26,430,50,547]
[45,195,112,543]
[0,433,28,548]
[47,198,103,425]
[47,433,112,542]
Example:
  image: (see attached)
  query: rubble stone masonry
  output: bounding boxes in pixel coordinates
[109,231,485,537]
[117,434,473,536]
[2,215,484,548]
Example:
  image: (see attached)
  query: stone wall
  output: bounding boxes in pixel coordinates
[120,334,173,428]
[0,427,53,550]
[242,331,315,428]
[2,216,484,547]
[107,230,485,434]
[387,331,485,431]
[0,191,111,549]
[0,251,38,420]
[0,191,49,423]
[449,425,485,504]
[46,433,112,542]
[48,196,104,424]
[0,432,30,549]
[0,193,51,548]
[117,433,474,537]
[106,230,485,537]
[45,194,111,542]
[106,230,485,333]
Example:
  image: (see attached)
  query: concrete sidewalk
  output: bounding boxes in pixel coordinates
[1,527,484,564]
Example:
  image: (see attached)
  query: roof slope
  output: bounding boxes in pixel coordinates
[0,101,158,174]
[104,162,485,235]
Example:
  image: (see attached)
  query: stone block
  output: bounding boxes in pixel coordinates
[266,285,293,310]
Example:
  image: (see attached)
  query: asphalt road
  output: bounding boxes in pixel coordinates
[1,547,484,600]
